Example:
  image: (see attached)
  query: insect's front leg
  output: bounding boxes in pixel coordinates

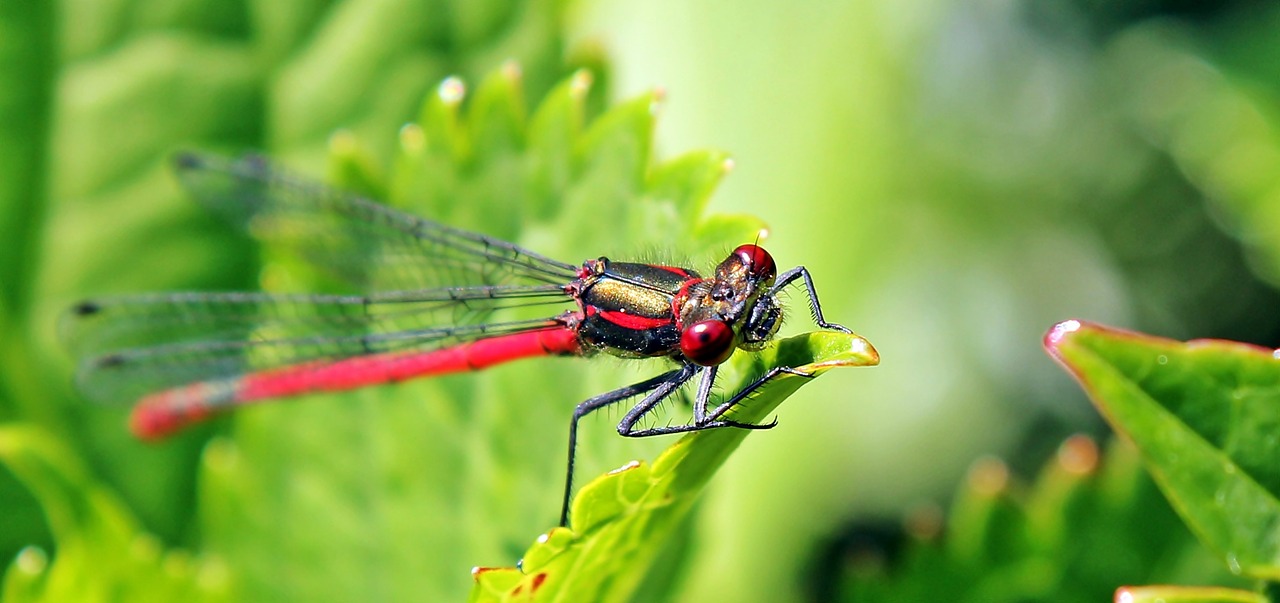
[619,363,791,437]
[701,364,815,425]
[772,266,851,333]
[560,364,695,527]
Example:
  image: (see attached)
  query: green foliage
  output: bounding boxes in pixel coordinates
[815,312,1280,600]
[836,432,1228,603]
[1109,23,1280,292]
[0,426,226,602]
[1046,320,1280,598]
[826,317,1280,602]
[820,313,1280,600]
[1,5,572,599]
[0,2,875,597]
[10,2,1280,603]
[4,0,570,558]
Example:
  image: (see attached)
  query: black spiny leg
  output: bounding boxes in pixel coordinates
[773,266,851,333]
[619,363,813,438]
[560,364,698,527]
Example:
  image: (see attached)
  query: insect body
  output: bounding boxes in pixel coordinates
[65,153,851,526]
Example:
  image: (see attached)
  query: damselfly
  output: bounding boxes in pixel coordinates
[64,153,855,526]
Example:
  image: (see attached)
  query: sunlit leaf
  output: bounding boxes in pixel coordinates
[469,331,878,602]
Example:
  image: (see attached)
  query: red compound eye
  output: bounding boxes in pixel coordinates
[680,320,736,366]
[732,244,776,280]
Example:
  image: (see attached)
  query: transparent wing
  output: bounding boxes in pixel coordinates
[65,152,586,405]
[172,152,580,291]
[63,287,572,404]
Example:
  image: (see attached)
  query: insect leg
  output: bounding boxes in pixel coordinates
[772,266,851,333]
[619,364,798,437]
[560,364,693,527]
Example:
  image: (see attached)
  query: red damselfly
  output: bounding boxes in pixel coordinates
[64,152,854,526]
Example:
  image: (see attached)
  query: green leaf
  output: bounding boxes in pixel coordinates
[1044,319,1280,580]
[468,331,879,602]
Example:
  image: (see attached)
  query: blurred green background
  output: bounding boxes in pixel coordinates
[4,0,1280,601]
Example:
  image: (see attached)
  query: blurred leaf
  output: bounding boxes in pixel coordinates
[0,425,227,602]
[266,0,567,166]
[0,3,55,566]
[1045,320,1280,580]
[1109,20,1280,294]
[469,331,879,602]
[837,434,1210,602]
[1114,585,1268,603]
[3,1,581,600]
[3,0,269,570]
[0,3,51,322]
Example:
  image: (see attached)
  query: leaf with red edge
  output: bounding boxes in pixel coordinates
[1044,319,1280,580]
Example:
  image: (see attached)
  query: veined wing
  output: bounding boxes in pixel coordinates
[64,285,571,405]
[173,152,580,291]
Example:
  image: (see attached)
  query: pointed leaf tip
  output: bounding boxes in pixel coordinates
[793,330,879,372]
[1044,318,1082,350]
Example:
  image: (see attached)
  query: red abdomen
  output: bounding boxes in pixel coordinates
[130,327,582,440]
